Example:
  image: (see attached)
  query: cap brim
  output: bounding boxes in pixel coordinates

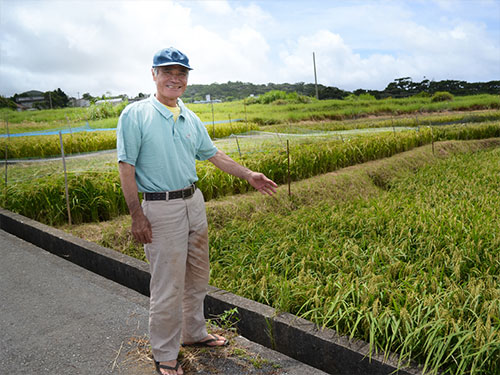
[152,62,193,70]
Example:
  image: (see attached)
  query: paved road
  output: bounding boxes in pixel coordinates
[0,229,327,375]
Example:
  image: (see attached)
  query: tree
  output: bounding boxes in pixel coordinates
[0,96,17,109]
[41,88,69,109]
[82,92,93,101]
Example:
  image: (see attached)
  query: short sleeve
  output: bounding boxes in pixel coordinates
[116,108,141,166]
[195,119,218,160]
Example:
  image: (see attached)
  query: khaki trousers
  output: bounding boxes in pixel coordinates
[143,189,209,362]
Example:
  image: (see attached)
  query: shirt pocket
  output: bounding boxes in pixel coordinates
[175,122,197,154]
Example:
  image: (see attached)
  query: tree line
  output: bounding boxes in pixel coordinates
[183,78,499,102]
[1,78,498,109]
[356,77,500,99]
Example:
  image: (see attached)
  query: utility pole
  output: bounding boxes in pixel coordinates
[313,52,319,100]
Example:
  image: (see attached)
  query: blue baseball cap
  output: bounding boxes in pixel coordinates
[152,47,193,70]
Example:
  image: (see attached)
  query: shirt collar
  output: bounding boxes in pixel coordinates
[150,95,186,120]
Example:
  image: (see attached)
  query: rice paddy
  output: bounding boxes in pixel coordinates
[1,94,499,374]
[206,143,500,375]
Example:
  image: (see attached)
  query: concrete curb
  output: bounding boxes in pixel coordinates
[1,208,422,375]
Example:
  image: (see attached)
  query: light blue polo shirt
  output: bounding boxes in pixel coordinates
[116,96,217,192]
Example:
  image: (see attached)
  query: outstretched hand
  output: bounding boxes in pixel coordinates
[207,150,278,196]
[248,172,278,196]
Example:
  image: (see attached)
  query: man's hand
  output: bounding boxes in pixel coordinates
[208,150,278,195]
[131,211,152,244]
[248,172,277,196]
[119,161,153,244]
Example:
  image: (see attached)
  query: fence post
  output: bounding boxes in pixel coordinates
[59,131,72,225]
[230,113,242,157]
[66,113,80,155]
[4,115,9,204]
[235,136,242,158]
[287,139,291,196]
[430,126,435,156]
[66,114,73,135]
[211,101,215,139]
[244,101,248,133]
[228,114,233,135]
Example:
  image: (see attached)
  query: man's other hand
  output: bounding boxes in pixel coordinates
[131,213,153,244]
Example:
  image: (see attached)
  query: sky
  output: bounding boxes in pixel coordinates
[1,0,499,99]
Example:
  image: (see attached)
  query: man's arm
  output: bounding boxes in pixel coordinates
[118,161,152,244]
[208,150,277,196]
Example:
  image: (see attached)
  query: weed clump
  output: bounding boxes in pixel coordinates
[431,91,454,102]
[246,90,312,105]
[87,100,129,120]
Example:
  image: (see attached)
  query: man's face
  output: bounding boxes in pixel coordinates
[152,65,189,105]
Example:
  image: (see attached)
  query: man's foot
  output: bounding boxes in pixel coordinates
[155,359,183,375]
[181,333,229,348]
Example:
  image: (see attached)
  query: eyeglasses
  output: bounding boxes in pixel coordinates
[157,67,189,79]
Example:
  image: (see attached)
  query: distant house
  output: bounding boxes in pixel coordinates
[70,98,91,107]
[15,95,45,110]
[193,94,222,104]
[193,99,222,104]
[95,98,125,106]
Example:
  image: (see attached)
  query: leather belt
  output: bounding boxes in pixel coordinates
[144,184,196,201]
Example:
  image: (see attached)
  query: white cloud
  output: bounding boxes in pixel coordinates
[234,3,274,28]
[0,0,197,96]
[273,0,500,90]
[278,30,405,90]
[199,0,232,15]
[184,23,272,85]
[0,0,498,97]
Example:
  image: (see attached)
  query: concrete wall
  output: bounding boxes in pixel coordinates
[0,208,422,375]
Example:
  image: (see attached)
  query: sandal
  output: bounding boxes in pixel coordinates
[154,360,181,375]
[181,333,229,348]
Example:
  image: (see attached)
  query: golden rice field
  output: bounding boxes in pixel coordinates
[1,95,499,374]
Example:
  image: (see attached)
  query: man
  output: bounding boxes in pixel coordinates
[117,47,277,375]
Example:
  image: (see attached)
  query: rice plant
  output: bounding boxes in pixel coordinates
[207,147,500,375]
[0,131,117,159]
[2,172,126,225]
[2,122,499,224]
[0,122,258,160]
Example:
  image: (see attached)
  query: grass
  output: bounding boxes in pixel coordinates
[2,121,500,225]
[260,109,500,134]
[2,94,498,134]
[190,94,500,125]
[122,310,280,374]
[64,139,500,375]
[0,106,87,125]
